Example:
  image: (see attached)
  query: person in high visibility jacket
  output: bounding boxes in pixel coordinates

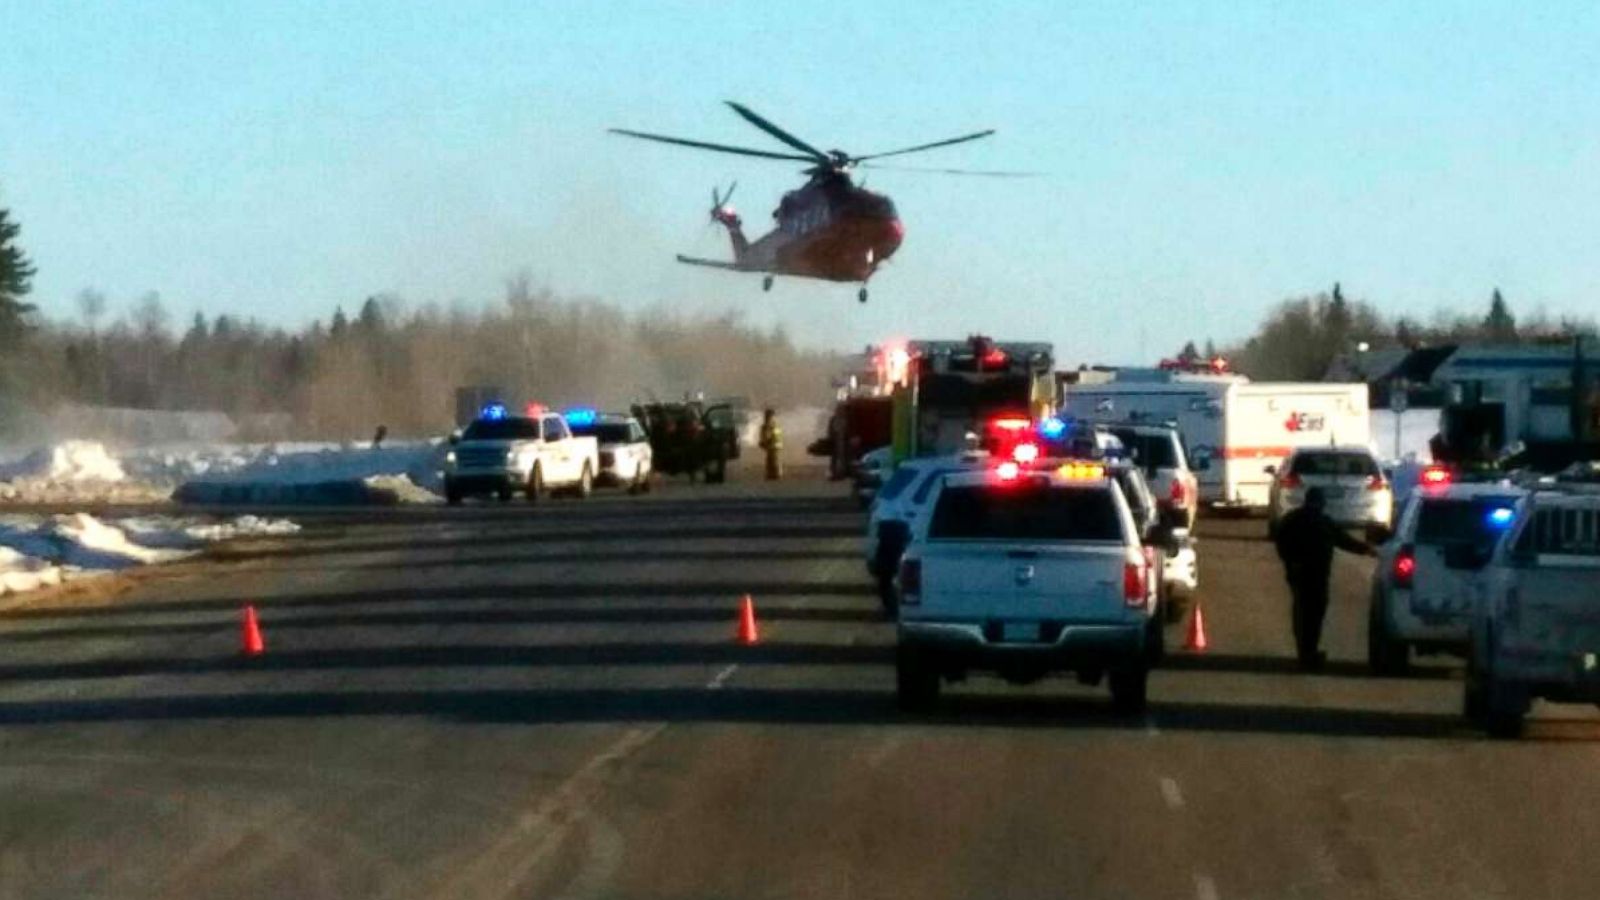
[758,408,783,481]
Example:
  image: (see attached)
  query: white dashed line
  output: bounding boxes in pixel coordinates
[1159,776,1185,810]
[1194,873,1219,900]
[706,664,738,690]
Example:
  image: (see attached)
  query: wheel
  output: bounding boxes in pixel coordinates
[762,275,774,292]
[1109,666,1149,714]
[575,464,593,499]
[1266,516,1279,541]
[858,287,868,304]
[707,452,728,484]
[525,465,544,504]
[1163,587,1190,625]
[1367,596,1409,675]
[1463,663,1487,722]
[445,480,463,506]
[1144,615,1165,666]
[895,645,939,711]
[496,485,513,502]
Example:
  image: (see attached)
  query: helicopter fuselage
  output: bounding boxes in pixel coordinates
[707,174,903,283]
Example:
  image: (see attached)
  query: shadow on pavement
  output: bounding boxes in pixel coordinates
[4,580,875,622]
[343,548,863,570]
[1162,652,1457,681]
[0,684,1586,742]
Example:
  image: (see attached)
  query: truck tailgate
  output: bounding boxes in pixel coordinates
[919,541,1129,621]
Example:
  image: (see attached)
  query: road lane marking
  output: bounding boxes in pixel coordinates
[1194,873,1219,900]
[1159,776,1185,810]
[864,734,903,769]
[707,664,738,690]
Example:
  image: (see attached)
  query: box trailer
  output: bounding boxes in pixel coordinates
[1060,376,1370,508]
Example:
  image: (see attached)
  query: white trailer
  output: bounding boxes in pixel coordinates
[1060,375,1371,508]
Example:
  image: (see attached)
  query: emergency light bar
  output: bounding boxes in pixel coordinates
[1056,462,1106,480]
[479,402,508,421]
[1420,465,1452,487]
[564,408,598,426]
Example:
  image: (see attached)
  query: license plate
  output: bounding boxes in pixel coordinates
[1001,622,1041,642]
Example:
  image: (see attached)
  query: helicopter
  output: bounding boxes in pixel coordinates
[611,102,1026,303]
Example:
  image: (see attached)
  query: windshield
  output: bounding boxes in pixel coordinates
[929,484,1123,541]
[462,418,540,441]
[1291,452,1379,476]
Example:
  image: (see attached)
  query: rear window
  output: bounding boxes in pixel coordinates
[463,418,540,440]
[929,484,1124,541]
[1112,469,1153,521]
[877,466,919,502]
[1291,452,1378,476]
[1414,497,1519,545]
[571,423,633,443]
[1109,429,1180,469]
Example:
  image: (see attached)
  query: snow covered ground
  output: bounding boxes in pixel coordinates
[0,513,298,599]
[0,439,446,505]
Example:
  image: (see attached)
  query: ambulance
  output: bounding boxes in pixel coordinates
[1060,372,1370,509]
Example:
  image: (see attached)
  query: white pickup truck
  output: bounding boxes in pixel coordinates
[1465,489,1600,737]
[443,407,600,504]
[895,464,1159,713]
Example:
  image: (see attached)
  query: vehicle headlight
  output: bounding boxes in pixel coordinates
[445,450,456,464]
[505,449,517,463]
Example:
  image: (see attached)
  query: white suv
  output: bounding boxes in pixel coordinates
[1106,423,1200,530]
[1268,446,1393,538]
[567,411,653,492]
[1367,480,1525,674]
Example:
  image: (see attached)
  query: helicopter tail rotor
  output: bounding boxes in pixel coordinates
[710,181,739,225]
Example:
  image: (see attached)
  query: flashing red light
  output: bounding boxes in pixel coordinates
[996,461,1021,481]
[1420,466,1452,487]
[1393,545,1416,589]
[992,416,1030,432]
[982,348,1008,367]
[524,402,548,417]
[1366,474,1387,492]
[1012,442,1040,463]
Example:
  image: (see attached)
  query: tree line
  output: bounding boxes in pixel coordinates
[1179,284,1597,382]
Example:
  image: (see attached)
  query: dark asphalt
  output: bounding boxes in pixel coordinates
[1,478,1597,900]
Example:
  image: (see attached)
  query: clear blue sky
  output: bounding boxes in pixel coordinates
[3,1,1597,365]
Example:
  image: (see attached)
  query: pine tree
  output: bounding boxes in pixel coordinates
[0,202,37,349]
[1178,339,1200,363]
[330,306,349,339]
[1202,338,1218,360]
[1484,288,1517,343]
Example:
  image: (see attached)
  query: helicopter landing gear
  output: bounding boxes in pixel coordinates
[858,287,869,304]
[762,275,774,292]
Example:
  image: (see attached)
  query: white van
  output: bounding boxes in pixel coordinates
[1060,376,1371,509]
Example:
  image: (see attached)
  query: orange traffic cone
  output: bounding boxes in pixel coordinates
[1184,603,1208,652]
[241,604,265,657]
[736,594,760,645]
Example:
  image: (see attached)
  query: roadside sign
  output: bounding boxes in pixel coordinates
[1390,385,1409,413]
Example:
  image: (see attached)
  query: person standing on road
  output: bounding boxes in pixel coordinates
[759,408,784,481]
[1272,487,1374,670]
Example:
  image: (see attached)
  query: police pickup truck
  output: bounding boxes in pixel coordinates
[443,404,600,504]
[1465,487,1600,737]
[895,462,1159,713]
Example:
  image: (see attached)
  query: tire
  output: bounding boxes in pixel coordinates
[895,645,940,711]
[575,464,593,499]
[1109,665,1149,714]
[1266,516,1279,541]
[496,485,513,502]
[876,574,899,618]
[1367,597,1409,675]
[445,480,463,506]
[1144,615,1165,666]
[525,465,544,504]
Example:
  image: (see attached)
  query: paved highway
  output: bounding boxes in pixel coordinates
[1,476,1597,899]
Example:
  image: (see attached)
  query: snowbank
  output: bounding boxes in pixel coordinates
[0,513,298,599]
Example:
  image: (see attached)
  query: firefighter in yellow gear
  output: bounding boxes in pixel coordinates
[758,408,784,481]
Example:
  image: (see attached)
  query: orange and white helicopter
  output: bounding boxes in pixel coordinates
[611,101,1028,303]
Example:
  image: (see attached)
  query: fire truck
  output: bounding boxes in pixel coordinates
[889,336,1056,462]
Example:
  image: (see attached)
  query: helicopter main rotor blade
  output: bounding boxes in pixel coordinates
[608,129,817,162]
[723,101,831,163]
[853,129,996,163]
[858,161,1040,178]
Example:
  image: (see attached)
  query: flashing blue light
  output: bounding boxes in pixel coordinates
[479,402,508,421]
[1487,507,1515,528]
[565,408,599,427]
[1039,416,1068,439]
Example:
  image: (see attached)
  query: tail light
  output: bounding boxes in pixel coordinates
[1419,465,1452,488]
[1279,472,1302,489]
[1168,477,1187,507]
[899,558,922,604]
[1366,474,1387,492]
[1392,544,1416,589]
[1123,560,1146,606]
